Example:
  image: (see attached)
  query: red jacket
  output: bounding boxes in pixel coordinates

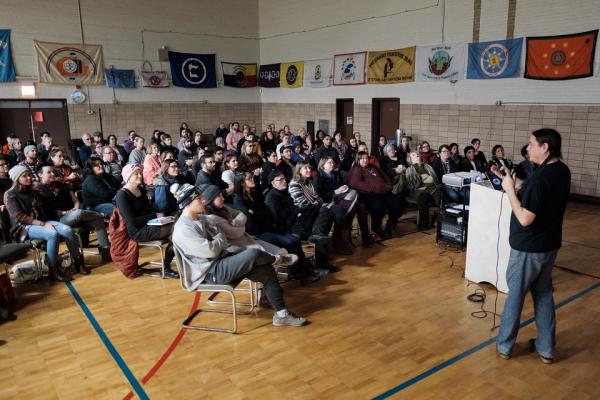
[348,165,393,194]
[108,209,139,279]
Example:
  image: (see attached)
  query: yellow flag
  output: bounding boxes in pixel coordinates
[367,47,415,84]
[280,61,304,88]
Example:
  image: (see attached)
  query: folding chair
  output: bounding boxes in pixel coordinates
[138,239,168,278]
[173,247,257,334]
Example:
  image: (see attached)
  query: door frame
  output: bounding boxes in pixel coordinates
[371,97,399,152]
[0,98,70,143]
[335,98,353,136]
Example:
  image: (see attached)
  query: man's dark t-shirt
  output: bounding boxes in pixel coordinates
[509,161,570,252]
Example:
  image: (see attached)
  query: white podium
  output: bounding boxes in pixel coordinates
[465,182,512,293]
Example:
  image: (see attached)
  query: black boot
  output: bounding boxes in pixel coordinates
[49,265,72,282]
[332,228,354,255]
[163,266,179,279]
[74,255,90,275]
[99,246,112,262]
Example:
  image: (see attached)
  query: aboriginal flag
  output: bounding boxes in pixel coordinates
[525,30,598,80]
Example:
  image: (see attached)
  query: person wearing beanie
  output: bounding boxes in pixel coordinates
[19,144,42,182]
[172,183,308,327]
[0,155,12,242]
[4,166,83,281]
[115,164,179,279]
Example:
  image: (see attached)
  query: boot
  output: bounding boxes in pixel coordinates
[361,232,376,247]
[74,255,90,275]
[332,228,354,255]
[48,264,72,282]
[99,246,112,262]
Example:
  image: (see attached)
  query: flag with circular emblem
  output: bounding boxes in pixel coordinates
[524,30,598,80]
[34,40,105,85]
[280,61,304,88]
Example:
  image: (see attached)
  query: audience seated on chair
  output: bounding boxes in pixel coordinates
[114,164,178,279]
[152,158,185,216]
[264,170,338,272]
[347,151,404,239]
[171,183,308,327]
[488,144,514,172]
[36,165,111,263]
[314,156,374,246]
[459,145,487,173]
[471,138,487,166]
[232,171,322,282]
[82,157,119,217]
[195,154,229,190]
[5,165,84,281]
[431,144,466,204]
[406,151,440,231]
[419,141,438,164]
[289,162,354,255]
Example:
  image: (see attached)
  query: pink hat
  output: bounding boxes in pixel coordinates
[122,164,142,184]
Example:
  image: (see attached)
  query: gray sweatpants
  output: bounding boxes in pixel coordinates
[60,209,109,248]
[205,248,285,311]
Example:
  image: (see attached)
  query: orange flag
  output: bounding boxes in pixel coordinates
[525,30,597,80]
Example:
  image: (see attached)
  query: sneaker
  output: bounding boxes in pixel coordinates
[272,311,308,327]
[273,254,299,267]
[529,339,554,364]
[497,348,511,360]
[314,268,330,277]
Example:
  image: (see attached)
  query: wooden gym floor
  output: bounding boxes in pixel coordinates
[1,202,599,399]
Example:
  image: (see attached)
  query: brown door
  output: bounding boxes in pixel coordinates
[0,99,71,149]
[371,98,399,152]
[336,98,354,138]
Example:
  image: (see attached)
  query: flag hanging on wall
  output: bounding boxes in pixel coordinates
[221,62,257,88]
[168,51,216,88]
[304,59,332,88]
[333,51,367,85]
[524,30,598,80]
[140,71,169,87]
[280,61,304,88]
[34,40,105,85]
[258,63,280,88]
[415,43,466,82]
[105,68,136,88]
[0,30,16,82]
[367,47,415,84]
[467,38,523,79]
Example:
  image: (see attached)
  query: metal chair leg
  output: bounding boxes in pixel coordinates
[183,289,239,333]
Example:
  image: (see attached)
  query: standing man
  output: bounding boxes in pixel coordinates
[495,128,570,364]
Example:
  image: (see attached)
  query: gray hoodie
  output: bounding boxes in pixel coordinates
[172,213,228,291]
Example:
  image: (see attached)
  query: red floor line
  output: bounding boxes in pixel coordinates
[122,292,201,400]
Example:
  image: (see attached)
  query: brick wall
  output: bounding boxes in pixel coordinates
[67,103,262,141]
[259,103,600,197]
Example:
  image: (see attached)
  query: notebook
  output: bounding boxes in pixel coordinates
[147,216,176,226]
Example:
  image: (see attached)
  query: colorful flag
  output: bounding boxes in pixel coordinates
[221,62,257,88]
[0,30,16,82]
[280,61,304,88]
[258,63,280,88]
[140,70,169,87]
[333,51,367,85]
[415,43,466,82]
[524,30,598,80]
[367,47,415,84]
[304,59,332,88]
[467,38,523,79]
[169,51,216,88]
[34,40,105,85]
[105,68,136,88]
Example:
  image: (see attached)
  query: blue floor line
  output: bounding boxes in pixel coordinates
[66,281,149,400]
[373,281,600,400]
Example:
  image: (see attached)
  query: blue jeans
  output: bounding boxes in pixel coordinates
[27,221,81,267]
[89,203,115,217]
[497,248,558,358]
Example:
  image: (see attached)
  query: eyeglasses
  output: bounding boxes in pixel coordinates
[169,165,180,169]
[273,177,286,182]
[0,163,8,167]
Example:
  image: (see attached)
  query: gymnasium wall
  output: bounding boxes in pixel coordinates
[1,0,600,195]
[257,0,600,196]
